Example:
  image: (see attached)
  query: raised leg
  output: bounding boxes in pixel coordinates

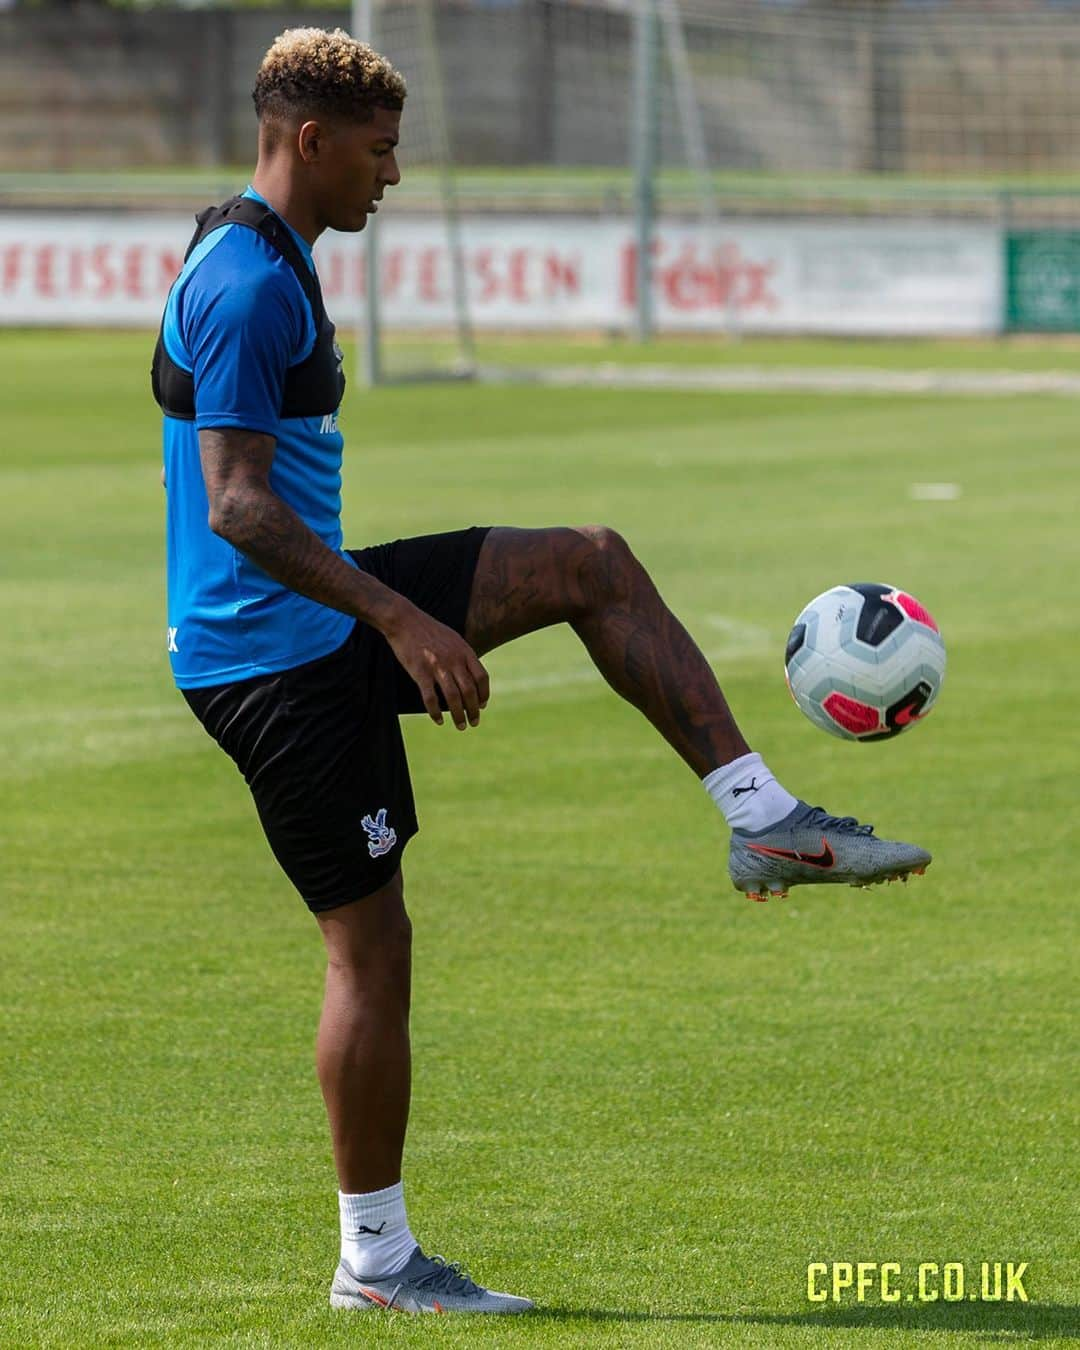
[316,868,412,1193]
[465,525,750,776]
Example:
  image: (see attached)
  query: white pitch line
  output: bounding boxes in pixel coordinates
[480,363,1080,398]
[0,703,185,731]
[496,668,602,695]
[495,629,771,700]
[3,620,774,732]
[909,481,962,500]
[703,614,772,644]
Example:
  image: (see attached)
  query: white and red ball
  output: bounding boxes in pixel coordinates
[784,584,945,741]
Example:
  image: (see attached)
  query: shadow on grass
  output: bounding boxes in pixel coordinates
[533,1302,1078,1340]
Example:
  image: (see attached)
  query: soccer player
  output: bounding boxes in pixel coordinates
[154,27,931,1315]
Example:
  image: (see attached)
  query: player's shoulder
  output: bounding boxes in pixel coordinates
[174,223,313,359]
[184,222,307,310]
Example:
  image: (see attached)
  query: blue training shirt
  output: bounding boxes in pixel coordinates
[161,186,358,689]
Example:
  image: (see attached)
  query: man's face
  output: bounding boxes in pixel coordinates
[308,105,402,233]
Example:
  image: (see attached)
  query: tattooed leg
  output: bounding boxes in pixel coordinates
[465,526,750,775]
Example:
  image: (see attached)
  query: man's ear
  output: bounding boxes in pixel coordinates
[297,120,323,163]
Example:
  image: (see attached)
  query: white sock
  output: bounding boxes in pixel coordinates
[703,751,799,833]
[339,1182,418,1278]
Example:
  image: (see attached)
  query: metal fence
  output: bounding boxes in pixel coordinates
[9,0,1080,178]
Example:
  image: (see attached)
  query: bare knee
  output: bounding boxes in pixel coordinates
[571,524,636,613]
[318,869,412,987]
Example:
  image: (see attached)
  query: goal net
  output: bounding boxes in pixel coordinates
[353,0,476,384]
[353,0,1080,364]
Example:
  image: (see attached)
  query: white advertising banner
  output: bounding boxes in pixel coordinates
[0,212,1003,335]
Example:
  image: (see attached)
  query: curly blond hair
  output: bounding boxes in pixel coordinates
[253,27,406,125]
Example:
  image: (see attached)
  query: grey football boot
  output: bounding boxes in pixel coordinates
[330,1245,534,1315]
[729,801,930,902]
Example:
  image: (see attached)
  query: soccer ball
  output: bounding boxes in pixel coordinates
[784,584,946,741]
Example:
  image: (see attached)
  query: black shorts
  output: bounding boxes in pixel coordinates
[182,526,491,914]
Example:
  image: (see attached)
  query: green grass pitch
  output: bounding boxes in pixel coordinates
[0,331,1076,1347]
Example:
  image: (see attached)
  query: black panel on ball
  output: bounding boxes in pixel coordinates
[862,680,934,742]
[785,622,807,667]
[850,582,904,647]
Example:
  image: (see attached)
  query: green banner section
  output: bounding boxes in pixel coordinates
[1006,230,1080,331]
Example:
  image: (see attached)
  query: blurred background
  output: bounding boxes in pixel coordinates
[6,0,1080,370]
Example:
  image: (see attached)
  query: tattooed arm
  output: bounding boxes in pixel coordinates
[201,427,402,630]
[199,427,489,728]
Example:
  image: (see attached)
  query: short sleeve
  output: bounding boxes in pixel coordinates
[180,231,311,436]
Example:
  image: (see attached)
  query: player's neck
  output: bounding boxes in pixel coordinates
[250,166,322,248]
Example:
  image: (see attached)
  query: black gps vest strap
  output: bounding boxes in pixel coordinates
[151,196,345,422]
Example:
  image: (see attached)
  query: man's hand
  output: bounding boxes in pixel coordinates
[383,601,490,729]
